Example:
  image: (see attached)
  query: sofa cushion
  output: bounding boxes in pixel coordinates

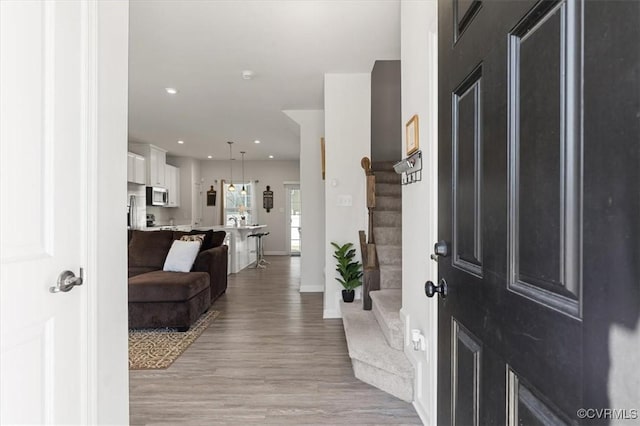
[163,240,202,272]
[128,230,175,269]
[180,234,206,244]
[128,271,210,303]
[210,231,226,248]
[128,266,158,278]
[173,229,226,251]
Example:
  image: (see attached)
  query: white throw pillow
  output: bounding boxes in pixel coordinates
[163,240,201,273]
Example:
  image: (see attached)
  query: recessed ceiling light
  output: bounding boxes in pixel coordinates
[207,155,212,159]
[268,155,274,159]
[177,140,184,144]
[254,140,261,144]
[165,87,178,94]
[242,70,254,80]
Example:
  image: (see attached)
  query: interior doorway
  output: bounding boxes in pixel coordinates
[285,183,301,256]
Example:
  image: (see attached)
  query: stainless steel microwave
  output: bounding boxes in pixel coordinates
[146,186,168,206]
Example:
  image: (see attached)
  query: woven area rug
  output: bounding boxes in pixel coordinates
[129,310,220,370]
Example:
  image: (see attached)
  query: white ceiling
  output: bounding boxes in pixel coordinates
[128,0,400,161]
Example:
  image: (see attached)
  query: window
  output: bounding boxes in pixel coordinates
[223,181,255,225]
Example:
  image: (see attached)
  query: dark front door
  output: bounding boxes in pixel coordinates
[435,0,639,424]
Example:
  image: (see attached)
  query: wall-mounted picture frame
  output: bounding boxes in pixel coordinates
[406,114,419,155]
[320,137,326,180]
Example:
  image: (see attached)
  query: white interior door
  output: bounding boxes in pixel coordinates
[1,1,89,423]
[285,184,301,255]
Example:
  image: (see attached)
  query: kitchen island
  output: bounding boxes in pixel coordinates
[194,225,267,273]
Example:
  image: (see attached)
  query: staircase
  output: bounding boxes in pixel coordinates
[341,161,412,402]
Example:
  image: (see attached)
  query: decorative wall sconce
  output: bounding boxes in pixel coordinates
[263,185,274,212]
[206,185,217,206]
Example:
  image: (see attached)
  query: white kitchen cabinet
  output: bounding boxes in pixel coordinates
[149,146,166,187]
[126,152,145,185]
[129,143,167,187]
[133,155,145,184]
[165,164,180,207]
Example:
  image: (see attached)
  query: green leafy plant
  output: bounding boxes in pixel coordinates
[331,242,363,290]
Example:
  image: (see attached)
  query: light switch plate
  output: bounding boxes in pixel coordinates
[337,195,352,207]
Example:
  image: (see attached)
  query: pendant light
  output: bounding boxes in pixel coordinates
[227,141,235,192]
[240,151,247,195]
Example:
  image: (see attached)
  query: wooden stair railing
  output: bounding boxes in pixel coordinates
[359,157,380,310]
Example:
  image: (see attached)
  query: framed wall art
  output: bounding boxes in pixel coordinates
[406,114,419,155]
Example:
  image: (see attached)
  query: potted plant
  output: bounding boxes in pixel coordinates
[331,242,363,303]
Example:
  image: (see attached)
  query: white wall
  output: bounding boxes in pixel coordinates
[400,1,439,424]
[199,160,300,254]
[96,1,129,423]
[323,74,371,318]
[283,110,326,293]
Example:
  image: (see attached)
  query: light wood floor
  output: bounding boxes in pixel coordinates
[129,256,421,425]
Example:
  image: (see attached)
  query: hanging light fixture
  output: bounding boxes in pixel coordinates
[227,141,235,192]
[240,151,247,195]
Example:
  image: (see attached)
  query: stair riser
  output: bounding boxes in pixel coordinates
[373,227,402,245]
[377,246,402,266]
[376,183,401,196]
[380,268,402,289]
[374,211,402,227]
[352,359,413,403]
[371,162,397,172]
[374,172,401,184]
[373,303,404,351]
[375,196,401,211]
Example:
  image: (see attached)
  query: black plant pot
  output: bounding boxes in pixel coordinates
[342,289,355,303]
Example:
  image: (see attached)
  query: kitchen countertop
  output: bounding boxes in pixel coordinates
[194,224,267,232]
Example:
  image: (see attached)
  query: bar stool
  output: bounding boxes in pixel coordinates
[248,232,270,268]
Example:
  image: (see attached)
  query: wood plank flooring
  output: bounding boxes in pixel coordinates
[129,256,421,425]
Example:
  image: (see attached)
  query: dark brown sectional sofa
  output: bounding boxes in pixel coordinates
[127,229,228,330]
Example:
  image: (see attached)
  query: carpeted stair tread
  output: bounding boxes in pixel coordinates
[341,300,414,402]
[373,226,402,245]
[341,301,413,379]
[371,290,404,350]
[375,195,402,211]
[376,245,402,266]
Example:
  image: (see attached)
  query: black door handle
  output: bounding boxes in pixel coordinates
[425,279,448,299]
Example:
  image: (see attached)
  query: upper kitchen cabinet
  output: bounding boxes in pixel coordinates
[126,152,145,185]
[165,164,180,207]
[129,143,167,187]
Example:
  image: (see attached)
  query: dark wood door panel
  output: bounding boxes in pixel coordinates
[453,66,483,275]
[438,0,592,424]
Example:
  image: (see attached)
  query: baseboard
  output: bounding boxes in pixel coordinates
[264,251,288,255]
[299,285,324,293]
[401,307,433,426]
[413,397,432,426]
[323,308,341,319]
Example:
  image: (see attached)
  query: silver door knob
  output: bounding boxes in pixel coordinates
[50,268,83,293]
[430,240,450,261]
